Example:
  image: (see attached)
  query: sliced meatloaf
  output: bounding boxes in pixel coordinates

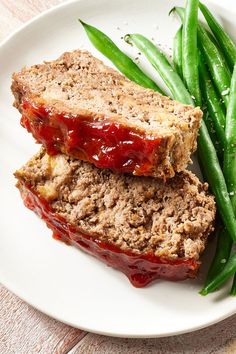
[15,149,215,287]
[12,49,202,179]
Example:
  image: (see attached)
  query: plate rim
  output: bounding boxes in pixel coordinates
[1,274,235,338]
[1,0,236,338]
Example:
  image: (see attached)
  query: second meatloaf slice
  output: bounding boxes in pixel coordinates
[12,49,202,179]
[15,149,215,287]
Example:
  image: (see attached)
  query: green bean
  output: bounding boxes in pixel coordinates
[79,20,164,94]
[230,275,236,295]
[124,34,192,104]
[204,228,232,287]
[223,64,236,294]
[203,110,223,162]
[199,135,231,293]
[182,0,201,106]
[173,26,183,78]
[200,252,236,295]
[198,26,231,107]
[199,2,236,70]
[174,7,231,107]
[199,54,226,154]
[197,121,236,244]
[124,33,236,242]
[196,167,228,307]
[172,21,222,175]
[177,5,236,295]
[202,66,236,294]
[224,64,236,205]
[172,6,236,243]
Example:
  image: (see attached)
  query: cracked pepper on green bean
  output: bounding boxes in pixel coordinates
[79,20,165,94]
[224,64,236,295]
[199,2,236,71]
[173,18,225,160]
[171,3,236,296]
[173,3,236,295]
[124,33,192,104]
[174,6,231,107]
[198,54,226,155]
[224,64,236,205]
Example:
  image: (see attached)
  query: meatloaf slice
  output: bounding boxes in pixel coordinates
[12,49,202,179]
[15,149,215,287]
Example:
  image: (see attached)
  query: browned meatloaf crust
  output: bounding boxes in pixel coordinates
[12,49,202,179]
[15,149,216,287]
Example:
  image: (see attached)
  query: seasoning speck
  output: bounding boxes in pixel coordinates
[222,88,230,96]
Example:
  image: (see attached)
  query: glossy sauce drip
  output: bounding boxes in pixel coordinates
[21,100,164,176]
[20,184,199,287]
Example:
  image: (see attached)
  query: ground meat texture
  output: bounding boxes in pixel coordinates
[11,49,202,179]
[14,149,216,287]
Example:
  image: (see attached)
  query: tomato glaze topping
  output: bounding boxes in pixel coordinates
[21,99,165,176]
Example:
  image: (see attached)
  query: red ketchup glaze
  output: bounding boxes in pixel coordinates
[19,184,199,287]
[21,99,164,176]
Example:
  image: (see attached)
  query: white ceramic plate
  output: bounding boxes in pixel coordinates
[0,0,236,338]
